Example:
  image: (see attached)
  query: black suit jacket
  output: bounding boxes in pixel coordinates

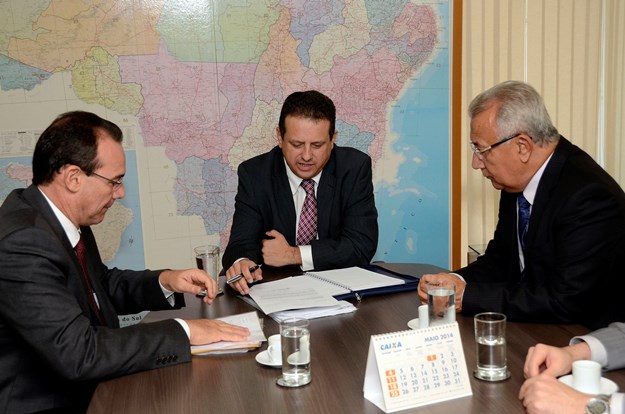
[0,185,190,413]
[223,145,378,271]
[459,137,625,329]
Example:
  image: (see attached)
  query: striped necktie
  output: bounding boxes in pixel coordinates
[296,179,318,245]
[517,194,531,275]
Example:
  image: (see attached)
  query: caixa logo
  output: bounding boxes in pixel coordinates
[380,341,402,350]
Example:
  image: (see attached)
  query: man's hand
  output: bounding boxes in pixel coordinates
[262,229,301,267]
[225,259,263,295]
[185,319,251,345]
[418,273,466,312]
[519,373,591,414]
[159,269,218,304]
[524,342,590,379]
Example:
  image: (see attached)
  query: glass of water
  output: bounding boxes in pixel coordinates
[427,280,456,326]
[277,318,311,387]
[473,312,510,381]
[193,245,222,295]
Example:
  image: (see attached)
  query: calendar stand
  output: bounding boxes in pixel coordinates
[363,322,472,413]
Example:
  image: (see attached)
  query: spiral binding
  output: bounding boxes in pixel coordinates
[305,271,353,292]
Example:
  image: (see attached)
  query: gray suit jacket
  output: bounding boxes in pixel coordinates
[589,323,625,371]
[223,145,378,270]
[0,185,190,413]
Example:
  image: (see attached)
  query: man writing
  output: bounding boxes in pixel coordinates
[418,80,625,329]
[223,90,378,295]
[0,111,249,413]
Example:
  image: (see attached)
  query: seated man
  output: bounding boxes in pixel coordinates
[0,111,249,413]
[417,80,625,329]
[223,90,378,294]
[519,323,625,414]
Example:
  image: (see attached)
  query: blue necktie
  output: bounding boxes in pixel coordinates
[517,194,531,258]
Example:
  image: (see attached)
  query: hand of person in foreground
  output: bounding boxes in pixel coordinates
[185,319,250,345]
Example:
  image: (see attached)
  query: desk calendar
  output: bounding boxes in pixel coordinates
[363,322,472,413]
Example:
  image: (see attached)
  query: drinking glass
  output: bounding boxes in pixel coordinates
[473,312,510,381]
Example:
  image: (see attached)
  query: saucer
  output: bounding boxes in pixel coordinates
[255,350,281,368]
[407,318,420,330]
[558,375,619,394]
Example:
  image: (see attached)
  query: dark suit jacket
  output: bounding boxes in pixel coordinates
[458,137,625,329]
[0,185,190,413]
[223,145,378,271]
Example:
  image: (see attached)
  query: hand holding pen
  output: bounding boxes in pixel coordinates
[197,264,262,297]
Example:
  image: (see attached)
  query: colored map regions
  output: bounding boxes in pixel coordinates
[0,54,52,91]
[4,0,162,73]
[0,159,31,202]
[0,0,451,266]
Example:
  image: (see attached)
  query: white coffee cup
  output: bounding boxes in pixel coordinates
[418,304,429,329]
[572,360,602,394]
[267,334,281,364]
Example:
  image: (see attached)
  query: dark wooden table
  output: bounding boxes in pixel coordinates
[88,264,625,413]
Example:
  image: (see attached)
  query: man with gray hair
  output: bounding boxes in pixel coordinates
[418,80,625,329]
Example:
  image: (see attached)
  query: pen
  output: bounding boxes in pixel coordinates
[196,264,262,297]
[226,264,262,285]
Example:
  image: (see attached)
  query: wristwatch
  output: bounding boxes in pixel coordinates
[585,394,610,414]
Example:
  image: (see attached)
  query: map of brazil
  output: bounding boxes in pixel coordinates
[0,0,451,271]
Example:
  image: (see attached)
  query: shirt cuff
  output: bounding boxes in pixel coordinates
[159,280,176,307]
[611,393,624,414]
[299,245,314,271]
[174,318,191,339]
[570,335,608,368]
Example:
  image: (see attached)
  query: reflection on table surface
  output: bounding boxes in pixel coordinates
[88,264,625,414]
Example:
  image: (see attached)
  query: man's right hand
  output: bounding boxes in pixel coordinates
[523,342,590,378]
[185,319,250,346]
[225,258,263,295]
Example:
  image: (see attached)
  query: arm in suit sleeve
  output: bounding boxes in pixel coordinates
[0,226,190,383]
[311,154,378,270]
[222,162,266,270]
[458,182,625,328]
[587,323,625,371]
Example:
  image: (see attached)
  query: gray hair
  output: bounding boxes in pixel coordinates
[468,80,559,146]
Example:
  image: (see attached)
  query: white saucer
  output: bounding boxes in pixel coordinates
[407,318,420,330]
[558,375,619,395]
[255,350,281,368]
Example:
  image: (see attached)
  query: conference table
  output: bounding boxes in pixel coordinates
[88,264,625,413]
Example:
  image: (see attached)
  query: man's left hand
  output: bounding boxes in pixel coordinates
[519,373,591,414]
[262,229,302,267]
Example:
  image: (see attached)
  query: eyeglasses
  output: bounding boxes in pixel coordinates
[89,171,124,191]
[470,133,521,160]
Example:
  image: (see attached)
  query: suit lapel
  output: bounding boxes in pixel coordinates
[316,150,337,238]
[525,137,571,250]
[271,151,297,243]
[22,186,115,327]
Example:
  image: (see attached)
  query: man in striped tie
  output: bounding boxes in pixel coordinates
[223,90,379,295]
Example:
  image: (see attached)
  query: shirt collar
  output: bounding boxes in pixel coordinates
[522,152,554,205]
[38,187,81,248]
[283,158,322,195]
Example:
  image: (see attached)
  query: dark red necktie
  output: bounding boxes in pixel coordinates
[296,179,318,245]
[75,235,106,325]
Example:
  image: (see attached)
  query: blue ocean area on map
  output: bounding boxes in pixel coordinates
[0,54,52,91]
[373,3,449,268]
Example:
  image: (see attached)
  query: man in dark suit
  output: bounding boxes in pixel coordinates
[0,111,249,413]
[223,90,378,294]
[520,322,625,413]
[417,80,625,329]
